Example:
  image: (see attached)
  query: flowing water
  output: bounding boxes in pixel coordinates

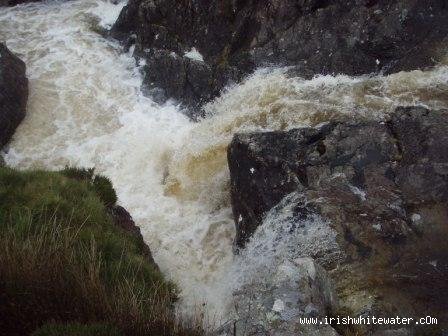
[1,0,448,320]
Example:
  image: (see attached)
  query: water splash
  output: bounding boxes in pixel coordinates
[0,0,234,315]
[165,64,448,219]
[1,0,448,320]
[230,192,341,286]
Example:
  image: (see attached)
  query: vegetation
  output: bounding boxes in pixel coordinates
[32,323,122,336]
[60,166,118,207]
[0,166,203,336]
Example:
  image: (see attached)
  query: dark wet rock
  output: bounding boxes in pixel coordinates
[138,49,239,118]
[373,329,413,336]
[228,119,400,247]
[0,0,39,5]
[0,43,28,150]
[0,0,71,6]
[227,106,448,334]
[229,106,448,248]
[111,205,158,268]
[112,0,448,115]
[390,106,448,205]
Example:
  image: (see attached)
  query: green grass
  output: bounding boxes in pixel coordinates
[0,166,203,336]
[60,166,118,207]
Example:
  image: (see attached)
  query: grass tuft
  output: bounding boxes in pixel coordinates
[32,322,122,336]
[92,175,118,207]
[61,166,117,208]
[61,166,95,181]
[0,166,203,336]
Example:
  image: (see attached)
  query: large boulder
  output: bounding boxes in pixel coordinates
[0,43,28,149]
[228,119,401,247]
[112,0,448,115]
[227,106,448,334]
[218,257,340,336]
[229,106,448,248]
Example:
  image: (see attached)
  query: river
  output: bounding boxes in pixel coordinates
[1,0,447,319]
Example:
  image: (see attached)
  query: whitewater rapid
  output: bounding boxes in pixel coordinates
[1,0,448,321]
[0,0,234,315]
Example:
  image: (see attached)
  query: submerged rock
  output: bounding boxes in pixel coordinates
[0,43,28,150]
[227,106,448,334]
[111,0,448,115]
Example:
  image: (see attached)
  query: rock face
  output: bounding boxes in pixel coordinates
[228,106,448,335]
[111,205,158,268]
[112,0,448,115]
[229,106,448,248]
[219,258,340,336]
[0,43,28,149]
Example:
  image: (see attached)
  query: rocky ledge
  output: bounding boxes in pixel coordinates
[111,204,159,268]
[227,106,448,335]
[0,43,28,149]
[111,0,448,117]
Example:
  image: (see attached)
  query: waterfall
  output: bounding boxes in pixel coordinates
[1,0,448,319]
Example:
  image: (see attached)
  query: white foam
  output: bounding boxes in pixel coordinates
[88,1,127,30]
[184,47,204,62]
[1,0,448,324]
[0,0,233,316]
[206,192,343,319]
[349,185,367,201]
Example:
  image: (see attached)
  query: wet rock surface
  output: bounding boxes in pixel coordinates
[0,43,28,150]
[228,118,401,248]
[112,0,448,116]
[227,106,448,335]
[110,205,159,268]
[218,258,340,336]
[229,106,448,248]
